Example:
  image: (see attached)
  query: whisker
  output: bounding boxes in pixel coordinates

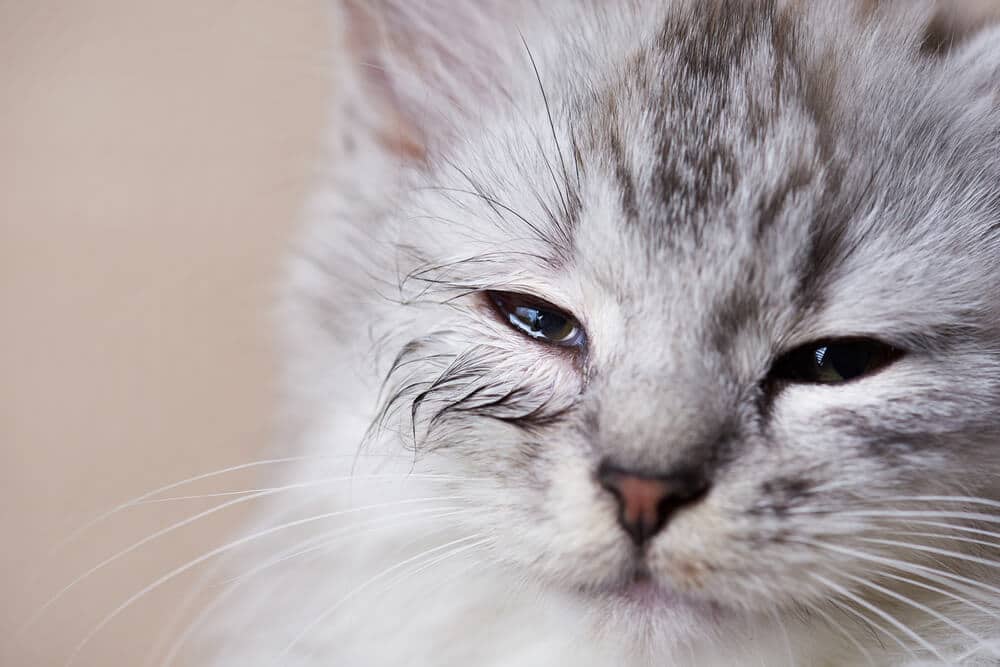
[836,510,1000,524]
[23,472,462,635]
[48,455,387,555]
[135,474,487,505]
[62,497,468,666]
[797,538,1000,604]
[364,527,492,605]
[872,570,1000,626]
[801,600,877,666]
[880,530,1000,551]
[857,537,1000,570]
[834,569,985,648]
[157,506,477,666]
[137,490,264,504]
[826,597,907,658]
[848,496,1000,510]
[159,576,242,667]
[811,573,936,661]
[276,534,492,661]
[221,506,476,587]
[147,492,339,665]
[956,638,1000,663]
[905,520,1000,541]
[142,553,227,667]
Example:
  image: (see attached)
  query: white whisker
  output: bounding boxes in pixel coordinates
[61,496,467,666]
[49,455,375,554]
[811,573,936,661]
[872,570,1000,627]
[826,597,908,657]
[142,553,226,667]
[135,474,486,505]
[836,569,984,647]
[802,600,877,666]
[837,510,1000,524]
[221,506,474,587]
[855,496,1000,510]
[906,521,1000,541]
[276,534,492,662]
[159,576,241,667]
[154,505,476,665]
[857,537,1000,570]
[23,472,464,635]
[881,530,1000,551]
[798,538,1000,604]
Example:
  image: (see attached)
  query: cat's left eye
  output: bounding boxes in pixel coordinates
[487,291,585,348]
[769,338,902,385]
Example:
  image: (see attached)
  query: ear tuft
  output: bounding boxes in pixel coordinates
[921,0,1000,55]
[335,0,526,163]
[945,22,1000,102]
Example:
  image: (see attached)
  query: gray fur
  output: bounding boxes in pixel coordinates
[202,1,1000,664]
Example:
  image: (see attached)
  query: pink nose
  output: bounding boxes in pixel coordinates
[597,463,709,546]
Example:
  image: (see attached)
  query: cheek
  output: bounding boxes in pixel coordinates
[475,439,632,583]
[767,385,904,482]
[771,382,977,492]
[543,455,615,537]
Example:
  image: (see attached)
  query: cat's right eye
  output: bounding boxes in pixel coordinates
[768,338,903,385]
[486,291,586,348]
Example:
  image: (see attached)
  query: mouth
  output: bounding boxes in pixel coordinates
[618,570,681,608]
[596,563,724,620]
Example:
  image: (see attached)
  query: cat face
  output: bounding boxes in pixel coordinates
[309,0,1000,646]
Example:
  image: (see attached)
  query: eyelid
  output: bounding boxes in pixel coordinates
[766,337,903,386]
[484,290,587,348]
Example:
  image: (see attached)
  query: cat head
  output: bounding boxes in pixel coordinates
[296,0,1000,644]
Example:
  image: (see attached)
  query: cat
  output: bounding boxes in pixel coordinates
[198,0,1000,664]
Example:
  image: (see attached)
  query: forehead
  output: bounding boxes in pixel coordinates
[561,3,832,349]
[409,1,996,358]
[527,2,993,356]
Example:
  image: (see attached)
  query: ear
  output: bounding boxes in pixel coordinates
[333,0,529,163]
[943,21,1000,102]
[922,0,1000,55]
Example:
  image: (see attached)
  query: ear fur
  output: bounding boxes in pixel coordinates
[922,0,1000,54]
[946,21,1000,102]
[334,0,530,162]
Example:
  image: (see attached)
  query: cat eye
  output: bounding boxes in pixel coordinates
[769,338,902,384]
[487,291,585,347]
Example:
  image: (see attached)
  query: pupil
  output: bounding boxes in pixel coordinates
[827,344,871,379]
[538,312,566,337]
[516,306,566,339]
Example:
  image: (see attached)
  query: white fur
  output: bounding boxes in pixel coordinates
[196,2,1000,665]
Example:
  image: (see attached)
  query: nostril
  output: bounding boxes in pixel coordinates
[597,461,710,546]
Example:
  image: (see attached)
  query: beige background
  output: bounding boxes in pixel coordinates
[2,1,328,664]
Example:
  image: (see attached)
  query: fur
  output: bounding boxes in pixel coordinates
[200,1,1000,664]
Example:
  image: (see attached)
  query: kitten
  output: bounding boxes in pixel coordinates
[202,1,1000,664]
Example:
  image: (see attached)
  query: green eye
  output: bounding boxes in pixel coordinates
[488,291,585,347]
[770,339,902,384]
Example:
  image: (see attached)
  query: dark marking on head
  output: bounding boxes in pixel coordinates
[663,0,777,85]
[755,164,815,241]
[607,124,640,224]
[711,285,762,358]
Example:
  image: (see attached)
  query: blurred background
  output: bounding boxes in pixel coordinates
[2,1,328,664]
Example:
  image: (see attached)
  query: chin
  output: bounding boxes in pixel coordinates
[546,564,733,654]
